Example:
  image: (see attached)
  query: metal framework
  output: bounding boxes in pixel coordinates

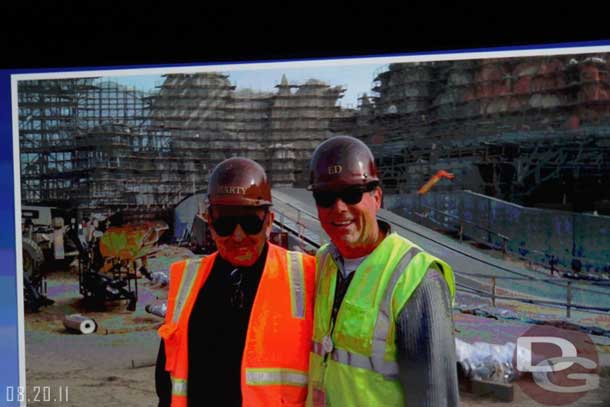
[331,53,610,210]
[18,73,346,220]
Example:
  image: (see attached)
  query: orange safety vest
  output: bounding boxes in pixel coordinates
[158,243,316,407]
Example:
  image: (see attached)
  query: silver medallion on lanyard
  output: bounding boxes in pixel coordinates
[325,265,356,360]
[322,334,334,354]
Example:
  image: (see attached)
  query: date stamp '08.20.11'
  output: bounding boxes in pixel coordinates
[4,386,69,406]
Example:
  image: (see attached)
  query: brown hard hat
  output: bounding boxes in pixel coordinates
[208,157,272,206]
[309,135,379,190]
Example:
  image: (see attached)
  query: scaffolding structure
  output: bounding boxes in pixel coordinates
[19,79,153,217]
[269,75,346,186]
[332,53,610,211]
[18,73,346,220]
[147,73,345,188]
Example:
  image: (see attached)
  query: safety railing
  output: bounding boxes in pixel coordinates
[456,272,610,318]
[415,203,610,276]
[387,191,610,276]
[272,200,324,253]
[414,203,510,251]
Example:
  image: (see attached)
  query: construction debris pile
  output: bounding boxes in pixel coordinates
[456,337,525,383]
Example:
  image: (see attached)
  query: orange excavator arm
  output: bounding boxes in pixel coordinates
[417,170,455,195]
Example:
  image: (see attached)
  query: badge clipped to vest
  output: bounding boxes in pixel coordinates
[322,335,334,354]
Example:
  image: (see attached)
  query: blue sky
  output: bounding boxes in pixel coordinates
[103,62,385,108]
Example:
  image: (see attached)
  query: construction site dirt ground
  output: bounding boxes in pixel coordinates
[25,269,610,406]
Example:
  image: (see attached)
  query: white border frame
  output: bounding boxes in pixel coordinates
[11,42,610,405]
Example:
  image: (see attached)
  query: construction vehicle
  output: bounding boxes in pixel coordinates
[21,205,168,312]
[21,206,80,312]
[78,221,168,311]
[21,206,81,267]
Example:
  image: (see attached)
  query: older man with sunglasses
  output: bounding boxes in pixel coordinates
[306,136,459,407]
[156,157,316,407]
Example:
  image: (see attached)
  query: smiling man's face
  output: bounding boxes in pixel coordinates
[316,186,382,259]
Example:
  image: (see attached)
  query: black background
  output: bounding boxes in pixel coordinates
[1,4,608,70]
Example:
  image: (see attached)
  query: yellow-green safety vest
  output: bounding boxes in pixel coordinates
[307,233,455,407]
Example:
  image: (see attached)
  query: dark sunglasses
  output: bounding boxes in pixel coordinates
[211,211,268,237]
[313,182,378,208]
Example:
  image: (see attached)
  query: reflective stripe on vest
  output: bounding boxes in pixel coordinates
[171,376,187,397]
[312,341,324,356]
[287,251,305,319]
[245,368,308,387]
[311,246,422,378]
[172,260,201,323]
[167,260,201,403]
[163,245,315,406]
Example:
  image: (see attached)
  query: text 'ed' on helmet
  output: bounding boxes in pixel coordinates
[208,157,272,206]
[308,135,379,191]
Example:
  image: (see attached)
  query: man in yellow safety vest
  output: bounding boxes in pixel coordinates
[306,136,459,406]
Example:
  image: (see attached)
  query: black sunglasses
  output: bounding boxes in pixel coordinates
[211,211,268,237]
[313,182,378,208]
